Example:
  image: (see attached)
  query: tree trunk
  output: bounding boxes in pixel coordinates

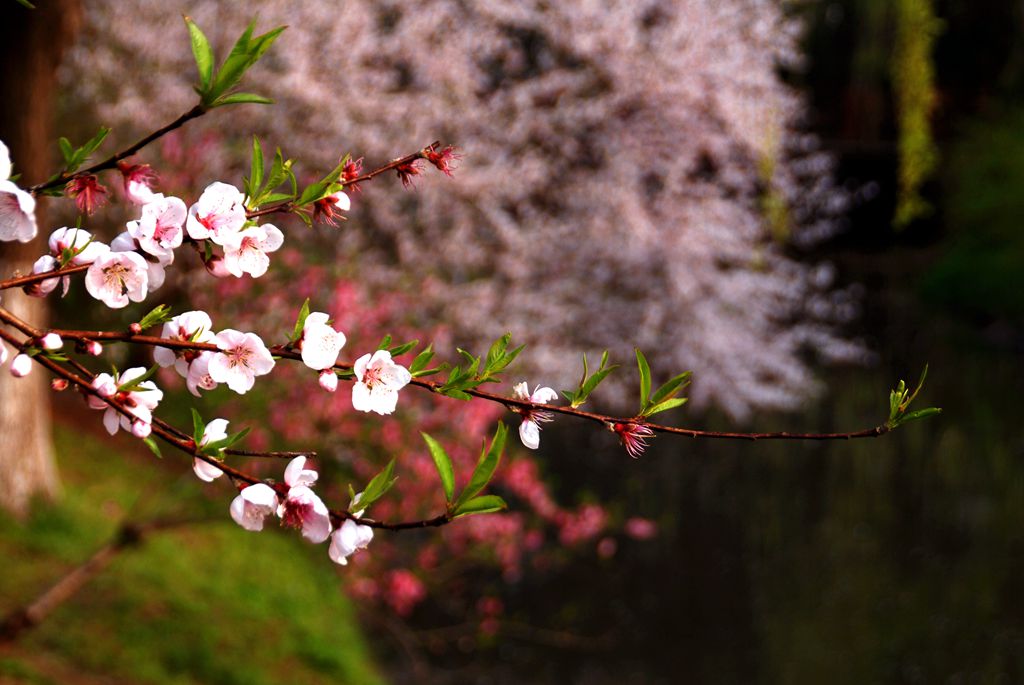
[0,0,81,516]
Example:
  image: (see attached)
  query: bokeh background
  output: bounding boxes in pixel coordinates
[0,0,1022,683]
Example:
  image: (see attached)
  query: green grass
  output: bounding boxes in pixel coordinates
[0,429,384,685]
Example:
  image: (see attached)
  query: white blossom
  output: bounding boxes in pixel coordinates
[153,310,215,378]
[193,417,229,482]
[512,382,558,450]
[221,223,283,278]
[87,367,163,436]
[230,483,279,532]
[329,518,374,566]
[48,227,109,265]
[351,349,411,415]
[208,329,275,394]
[300,312,346,371]
[84,251,149,308]
[39,333,63,350]
[185,351,219,396]
[186,181,246,245]
[278,456,331,543]
[9,353,32,377]
[127,194,186,259]
[0,139,37,243]
[318,369,338,393]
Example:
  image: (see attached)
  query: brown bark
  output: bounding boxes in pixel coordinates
[0,0,82,515]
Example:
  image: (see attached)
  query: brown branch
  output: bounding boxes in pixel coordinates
[28,105,207,195]
[11,317,894,443]
[244,142,438,220]
[0,263,89,291]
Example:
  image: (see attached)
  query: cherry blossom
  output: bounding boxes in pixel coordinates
[87,367,163,436]
[127,194,186,258]
[352,349,412,415]
[208,329,275,394]
[110,230,172,292]
[84,250,149,308]
[25,256,60,298]
[512,382,558,450]
[318,370,338,393]
[39,333,63,350]
[0,140,37,243]
[186,181,246,244]
[230,483,279,532]
[185,352,219,396]
[117,161,158,205]
[278,456,332,543]
[48,227,109,265]
[300,312,346,371]
[220,223,284,278]
[66,175,108,215]
[9,353,31,377]
[329,518,374,566]
[313,190,350,226]
[153,310,215,378]
[610,422,655,458]
[192,418,229,482]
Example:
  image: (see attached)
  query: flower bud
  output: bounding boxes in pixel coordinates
[50,378,69,392]
[10,354,32,378]
[39,332,63,350]
[131,420,152,439]
[129,322,142,335]
[319,369,339,393]
[85,340,103,356]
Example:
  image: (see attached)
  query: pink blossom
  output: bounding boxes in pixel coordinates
[87,367,163,436]
[185,352,219,396]
[220,223,283,278]
[0,141,37,243]
[84,340,102,356]
[610,422,655,458]
[153,310,215,378]
[313,191,350,226]
[193,418,229,482]
[208,329,275,394]
[512,381,558,450]
[278,457,331,543]
[329,518,374,566]
[25,256,60,298]
[39,333,63,350]
[425,145,461,176]
[127,194,186,258]
[186,181,246,244]
[48,227,109,265]
[110,230,171,292]
[352,349,411,415]
[117,161,158,205]
[300,312,346,371]
[230,483,279,532]
[65,175,108,215]
[319,369,338,392]
[84,251,149,308]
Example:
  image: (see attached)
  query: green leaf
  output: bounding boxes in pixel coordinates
[896,407,943,426]
[354,458,398,511]
[14,0,36,9]
[201,427,251,454]
[635,348,651,409]
[143,436,162,459]
[650,371,692,406]
[421,433,455,504]
[80,127,111,157]
[247,136,264,199]
[185,16,215,92]
[58,137,74,165]
[137,304,173,330]
[453,422,507,512]
[190,408,205,446]
[290,298,311,342]
[642,397,689,417]
[388,339,419,358]
[212,92,274,107]
[409,344,434,373]
[452,495,507,518]
[117,365,159,393]
[206,21,286,105]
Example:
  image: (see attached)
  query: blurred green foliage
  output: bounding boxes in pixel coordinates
[922,105,1024,320]
[0,430,382,685]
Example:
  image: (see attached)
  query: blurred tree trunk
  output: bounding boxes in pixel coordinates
[0,0,81,516]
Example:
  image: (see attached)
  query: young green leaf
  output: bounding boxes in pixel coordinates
[452,495,508,518]
[290,298,311,342]
[635,348,651,409]
[354,458,398,511]
[185,16,215,92]
[190,408,206,446]
[117,365,159,393]
[422,433,455,504]
[213,93,274,107]
[453,422,508,512]
[200,427,251,454]
[388,339,419,357]
[247,136,265,199]
[409,344,435,373]
[137,304,173,330]
[142,436,162,459]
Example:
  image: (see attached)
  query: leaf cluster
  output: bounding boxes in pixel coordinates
[562,350,617,408]
[436,333,523,400]
[635,349,691,418]
[422,423,509,519]
[186,17,284,109]
[887,364,942,428]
